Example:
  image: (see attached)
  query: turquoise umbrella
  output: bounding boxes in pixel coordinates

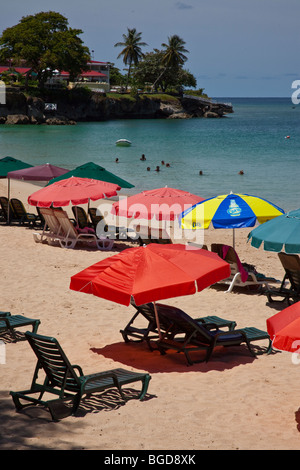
[248,209,300,254]
[46,161,134,189]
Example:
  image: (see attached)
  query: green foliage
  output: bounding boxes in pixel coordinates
[114,28,147,90]
[0,11,90,87]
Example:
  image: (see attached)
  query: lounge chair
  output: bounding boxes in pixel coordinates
[55,209,114,250]
[0,312,40,341]
[266,252,300,305]
[136,225,172,246]
[0,196,20,224]
[211,243,277,293]
[33,208,65,244]
[120,302,237,349]
[154,307,272,365]
[88,207,105,231]
[89,206,136,241]
[72,206,94,230]
[10,331,151,420]
[9,198,39,228]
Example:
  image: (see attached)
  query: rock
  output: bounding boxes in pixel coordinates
[45,116,76,125]
[5,114,29,125]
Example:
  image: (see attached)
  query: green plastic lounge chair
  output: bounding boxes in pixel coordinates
[9,198,39,227]
[120,302,237,350]
[211,243,277,292]
[154,307,272,365]
[266,252,300,305]
[10,331,151,421]
[0,312,40,341]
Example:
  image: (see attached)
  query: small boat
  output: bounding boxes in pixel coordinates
[116,139,132,147]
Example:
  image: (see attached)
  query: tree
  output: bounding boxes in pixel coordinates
[133,48,196,93]
[0,11,90,88]
[152,35,188,91]
[114,28,147,91]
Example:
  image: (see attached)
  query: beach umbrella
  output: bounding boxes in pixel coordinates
[0,156,33,198]
[28,176,121,207]
[46,161,134,189]
[7,163,69,182]
[0,156,32,178]
[267,302,300,352]
[248,208,300,254]
[69,243,231,337]
[112,186,204,221]
[180,193,284,248]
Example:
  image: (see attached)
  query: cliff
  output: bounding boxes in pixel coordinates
[0,90,233,125]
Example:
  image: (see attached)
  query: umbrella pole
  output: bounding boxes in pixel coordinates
[153,302,162,339]
[7,178,10,224]
[233,228,235,250]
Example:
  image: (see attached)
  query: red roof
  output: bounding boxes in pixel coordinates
[0,66,31,75]
[60,70,106,78]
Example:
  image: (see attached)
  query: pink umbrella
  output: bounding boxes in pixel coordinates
[7,163,69,181]
[112,187,204,221]
[28,176,121,207]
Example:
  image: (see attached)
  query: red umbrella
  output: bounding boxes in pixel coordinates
[112,187,204,221]
[28,176,121,207]
[7,163,69,181]
[267,302,300,352]
[70,243,230,337]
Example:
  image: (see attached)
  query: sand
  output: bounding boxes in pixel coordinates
[0,178,300,451]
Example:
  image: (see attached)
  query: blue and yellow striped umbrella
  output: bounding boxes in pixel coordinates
[180,193,284,246]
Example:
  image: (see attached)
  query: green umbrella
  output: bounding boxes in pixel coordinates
[0,156,32,178]
[0,156,33,199]
[46,161,134,189]
[248,208,300,254]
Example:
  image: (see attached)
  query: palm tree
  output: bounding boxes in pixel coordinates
[114,28,147,91]
[152,34,188,92]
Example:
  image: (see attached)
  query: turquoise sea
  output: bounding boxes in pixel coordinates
[0,97,299,211]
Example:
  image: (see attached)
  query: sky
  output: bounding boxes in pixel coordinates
[1,0,299,97]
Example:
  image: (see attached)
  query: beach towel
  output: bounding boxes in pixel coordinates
[222,245,249,283]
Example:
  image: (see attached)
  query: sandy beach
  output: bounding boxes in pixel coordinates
[1,178,300,451]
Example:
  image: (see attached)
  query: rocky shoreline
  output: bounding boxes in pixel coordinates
[0,90,233,125]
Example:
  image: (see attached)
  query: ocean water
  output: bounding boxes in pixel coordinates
[0,97,299,211]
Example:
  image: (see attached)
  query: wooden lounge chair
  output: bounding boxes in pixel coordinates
[10,331,151,420]
[120,302,237,349]
[153,307,272,365]
[211,243,276,293]
[266,252,300,305]
[55,209,114,250]
[9,198,39,228]
[0,312,40,341]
